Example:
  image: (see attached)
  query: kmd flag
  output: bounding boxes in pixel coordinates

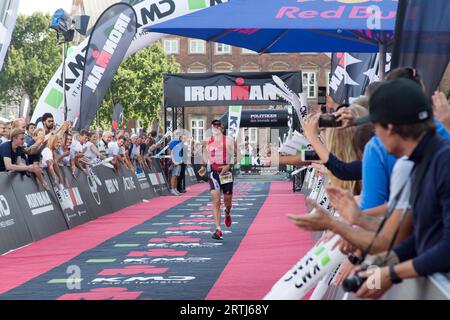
[228,106,242,141]
[329,52,379,105]
[78,3,137,130]
[0,0,19,71]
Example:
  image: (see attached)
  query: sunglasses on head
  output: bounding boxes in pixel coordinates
[212,122,222,127]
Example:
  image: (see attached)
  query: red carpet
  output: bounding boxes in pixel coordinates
[206,182,314,300]
[0,183,209,295]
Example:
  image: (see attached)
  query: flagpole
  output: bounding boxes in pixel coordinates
[379,33,387,80]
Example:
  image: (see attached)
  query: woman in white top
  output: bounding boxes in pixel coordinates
[84,133,104,164]
[41,134,64,186]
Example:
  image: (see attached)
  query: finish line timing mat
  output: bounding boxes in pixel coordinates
[0,182,313,300]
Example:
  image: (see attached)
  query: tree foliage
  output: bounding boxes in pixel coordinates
[97,42,180,131]
[0,13,61,114]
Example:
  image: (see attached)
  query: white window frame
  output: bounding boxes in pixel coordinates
[189,39,206,54]
[249,128,258,144]
[302,71,317,99]
[190,118,205,143]
[163,38,179,54]
[215,43,231,55]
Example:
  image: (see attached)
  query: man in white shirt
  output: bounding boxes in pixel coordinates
[108,136,126,174]
[98,131,113,158]
[70,129,90,176]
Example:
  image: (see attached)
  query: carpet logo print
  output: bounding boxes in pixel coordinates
[98,265,169,276]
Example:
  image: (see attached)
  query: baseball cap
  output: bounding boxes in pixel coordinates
[354,78,432,126]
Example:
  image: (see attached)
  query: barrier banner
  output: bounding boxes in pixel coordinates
[134,170,158,201]
[50,167,92,228]
[151,158,170,196]
[118,166,144,205]
[93,165,130,211]
[10,172,68,241]
[185,165,198,186]
[74,167,113,219]
[144,167,162,196]
[264,235,346,300]
[0,173,33,255]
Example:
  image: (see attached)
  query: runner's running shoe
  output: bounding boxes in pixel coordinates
[211,228,223,240]
[224,208,232,228]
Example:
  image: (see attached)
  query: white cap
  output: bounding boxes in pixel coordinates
[131,134,138,139]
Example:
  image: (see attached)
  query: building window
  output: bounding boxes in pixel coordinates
[215,43,231,55]
[269,61,290,72]
[188,62,207,73]
[191,119,205,142]
[189,39,206,54]
[240,62,260,73]
[163,38,179,54]
[302,71,317,99]
[242,48,257,55]
[249,128,258,144]
[213,61,233,72]
[166,119,173,132]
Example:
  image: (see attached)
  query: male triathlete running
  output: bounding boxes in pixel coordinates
[198,119,237,240]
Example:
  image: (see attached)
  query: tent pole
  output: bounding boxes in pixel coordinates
[379,34,387,80]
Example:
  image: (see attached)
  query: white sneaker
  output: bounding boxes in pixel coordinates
[170,189,180,196]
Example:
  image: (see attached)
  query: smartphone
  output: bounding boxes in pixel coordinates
[318,114,343,128]
[318,86,327,105]
[301,150,320,161]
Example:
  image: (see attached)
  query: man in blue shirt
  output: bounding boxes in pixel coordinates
[354,79,450,299]
[168,131,183,196]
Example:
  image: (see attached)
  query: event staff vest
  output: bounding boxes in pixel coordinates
[207,135,227,172]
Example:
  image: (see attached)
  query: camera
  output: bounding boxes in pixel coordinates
[318,115,342,128]
[301,150,320,161]
[342,271,368,293]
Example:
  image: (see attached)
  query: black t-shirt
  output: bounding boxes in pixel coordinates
[0,141,26,172]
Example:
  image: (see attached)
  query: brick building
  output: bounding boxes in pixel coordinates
[161,36,332,147]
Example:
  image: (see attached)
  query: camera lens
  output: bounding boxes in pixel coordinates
[342,275,367,293]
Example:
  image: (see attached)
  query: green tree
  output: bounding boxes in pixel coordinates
[0,13,61,114]
[97,42,180,130]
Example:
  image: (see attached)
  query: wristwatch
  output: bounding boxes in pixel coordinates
[389,265,403,284]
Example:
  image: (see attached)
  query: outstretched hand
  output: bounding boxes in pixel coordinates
[287,198,333,231]
[326,185,361,225]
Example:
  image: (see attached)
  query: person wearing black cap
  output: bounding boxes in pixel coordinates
[344,78,450,299]
[198,119,237,240]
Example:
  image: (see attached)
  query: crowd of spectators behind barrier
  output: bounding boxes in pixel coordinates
[0,115,170,192]
[284,67,450,299]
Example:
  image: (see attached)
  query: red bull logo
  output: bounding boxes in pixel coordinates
[277,0,397,20]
